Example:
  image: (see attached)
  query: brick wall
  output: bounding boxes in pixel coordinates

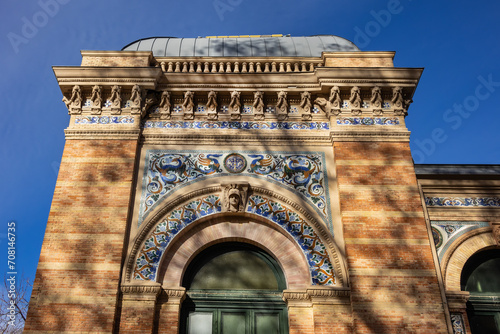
[334,142,449,333]
[24,139,138,333]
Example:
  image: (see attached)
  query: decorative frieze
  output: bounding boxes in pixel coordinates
[139,151,330,227]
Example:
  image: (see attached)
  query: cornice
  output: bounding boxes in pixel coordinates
[81,50,153,58]
[322,51,396,59]
[53,66,162,89]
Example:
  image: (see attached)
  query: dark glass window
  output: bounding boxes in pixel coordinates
[181,243,288,334]
[461,249,500,334]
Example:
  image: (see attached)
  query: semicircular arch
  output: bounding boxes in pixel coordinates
[125,185,346,287]
[442,227,496,291]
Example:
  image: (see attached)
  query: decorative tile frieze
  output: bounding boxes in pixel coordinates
[142,120,329,130]
[431,221,490,262]
[133,193,336,286]
[336,117,399,126]
[74,116,134,124]
[425,197,500,207]
[139,151,331,229]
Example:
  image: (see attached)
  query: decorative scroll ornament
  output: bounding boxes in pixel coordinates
[159,90,171,120]
[222,183,249,212]
[130,84,142,114]
[90,85,102,115]
[206,91,218,120]
[300,91,312,120]
[182,91,195,119]
[276,90,289,120]
[62,85,82,114]
[229,90,241,120]
[109,85,122,115]
[253,91,265,120]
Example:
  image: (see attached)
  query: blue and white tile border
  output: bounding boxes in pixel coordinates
[74,116,135,124]
[426,197,500,207]
[142,120,330,130]
[336,117,399,126]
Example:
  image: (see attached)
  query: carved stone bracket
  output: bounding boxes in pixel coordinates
[109,85,122,115]
[182,90,195,120]
[130,84,143,115]
[300,91,312,120]
[159,90,171,120]
[229,90,241,120]
[90,85,102,115]
[253,91,265,120]
[206,90,218,120]
[62,85,82,115]
[276,90,289,121]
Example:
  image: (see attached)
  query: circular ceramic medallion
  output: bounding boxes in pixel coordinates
[432,227,443,249]
[224,153,247,173]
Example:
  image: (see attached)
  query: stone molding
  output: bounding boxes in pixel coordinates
[141,133,331,146]
[164,287,186,305]
[445,290,470,311]
[330,130,411,142]
[121,282,162,301]
[283,288,351,306]
[282,290,311,307]
[64,129,140,140]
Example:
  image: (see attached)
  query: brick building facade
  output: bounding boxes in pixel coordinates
[24,35,500,333]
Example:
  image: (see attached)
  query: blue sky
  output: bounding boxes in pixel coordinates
[1,0,499,290]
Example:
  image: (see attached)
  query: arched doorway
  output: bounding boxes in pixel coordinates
[180,242,288,334]
[461,249,500,334]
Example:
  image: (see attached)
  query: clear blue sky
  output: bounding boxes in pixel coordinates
[1,0,499,288]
